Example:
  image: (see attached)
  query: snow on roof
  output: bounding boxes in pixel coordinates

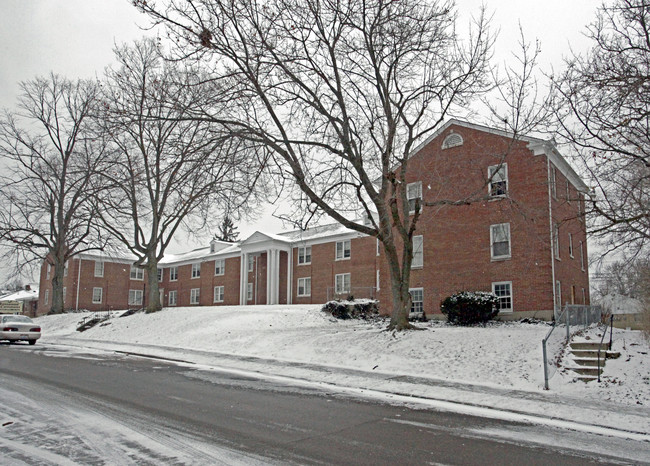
[0,289,39,302]
[278,222,359,242]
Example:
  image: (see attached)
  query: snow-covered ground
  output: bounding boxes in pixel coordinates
[36,305,650,434]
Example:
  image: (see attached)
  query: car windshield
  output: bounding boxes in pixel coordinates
[2,315,32,323]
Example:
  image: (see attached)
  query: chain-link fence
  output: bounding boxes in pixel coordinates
[542,304,603,389]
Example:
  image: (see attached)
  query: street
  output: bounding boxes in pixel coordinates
[1,342,647,465]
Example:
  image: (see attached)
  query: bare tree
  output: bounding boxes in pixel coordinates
[0,74,110,313]
[96,38,261,313]
[134,0,506,329]
[552,0,650,257]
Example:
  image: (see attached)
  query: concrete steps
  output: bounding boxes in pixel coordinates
[567,341,620,381]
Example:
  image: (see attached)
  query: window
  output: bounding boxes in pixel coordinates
[247,283,253,300]
[130,265,144,280]
[298,246,312,265]
[554,224,560,259]
[191,263,201,279]
[410,288,423,314]
[63,287,67,300]
[215,259,225,276]
[376,238,381,256]
[335,273,351,294]
[157,268,163,282]
[46,264,51,280]
[214,286,224,303]
[490,223,511,260]
[297,277,311,297]
[407,181,422,214]
[412,235,423,268]
[566,179,571,202]
[582,288,586,304]
[492,282,513,313]
[44,290,49,305]
[376,270,380,291]
[335,240,351,260]
[94,261,104,278]
[92,287,103,304]
[170,266,178,281]
[248,255,254,272]
[580,241,585,271]
[441,132,464,149]
[488,163,508,197]
[168,290,177,306]
[568,233,574,258]
[64,261,68,277]
[128,289,143,306]
[550,165,557,199]
[190,288,200,304]
[555,281,562,309]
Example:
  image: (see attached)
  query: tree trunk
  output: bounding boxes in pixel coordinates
[145,257,162,314]
[383,237,415,331]
[49,259,65,314]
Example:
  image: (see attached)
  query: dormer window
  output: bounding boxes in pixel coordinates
[442,132,463,149]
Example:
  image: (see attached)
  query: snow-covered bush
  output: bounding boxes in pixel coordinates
[322,299,379,320]
[440,291,499,325]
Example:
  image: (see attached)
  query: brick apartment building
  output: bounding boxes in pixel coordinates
[38,120,590,320]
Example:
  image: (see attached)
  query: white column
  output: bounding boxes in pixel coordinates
[274,249,280,304]
[240,252,248,305]
[286,248,292,305]
[266,249,272,305]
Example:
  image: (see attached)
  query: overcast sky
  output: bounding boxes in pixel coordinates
[0,0,600,281]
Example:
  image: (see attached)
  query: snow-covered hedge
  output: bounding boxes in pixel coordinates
[322,299,379,320]
[440,291,499,325]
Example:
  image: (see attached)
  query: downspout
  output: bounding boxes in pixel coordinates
[547,156,557,319]
[75,257,81,311]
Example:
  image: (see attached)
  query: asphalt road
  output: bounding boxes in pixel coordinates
[1,342,646,465]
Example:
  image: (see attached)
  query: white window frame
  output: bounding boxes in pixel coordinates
[92,287,103,304]
[297,277,311,297]
[580,241,585,271]
[247,282,253,301]
[412,235,423,268]
[128,289,143,306]
[190,288,200,304]
[376,238,381,256]
[94,261,104,278]
[555,281,562,309]
[168,290,177,306]
[214,259,225,276]
[554,223,561,260]
[376,270,380,291]
[335,240,351,260]
[492,281,513,313]
[551,165,557,199]
[335,273,351,294]
[298,246,312,265]
[490,223,511,260]
[247,255,254,273]
[46,264,51,280]
[169,266,178,281]
[44,289,49,305]
[64,261,68,277]
[157,268,163,282]
[407,181,422,214]
[488,163,508,197]
[568,233,574,258]
[63,287,67,300]
[409,288,424,314]
[213,285,224,303]
[191,262,201,279]
[582,288,586,305]
[130,265,144,281]
[566,179,571,203]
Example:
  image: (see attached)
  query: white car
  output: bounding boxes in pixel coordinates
[0,314,41,345]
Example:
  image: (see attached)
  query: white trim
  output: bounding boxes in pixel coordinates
[191,262,201,279]
[190,288,200,304]
[128,289,143,306]
[297,246,311,265]
[92,287,103,304]
[488,163,508,197]
[409,288,424,314]
[297,277,311,297]
[168,290,177,306]
[335,240,351,261]
[213,285,224,303]
[169,266,178,281]
[214,258,225,276]
[94,261,104,278]
[412,235,423,268]
[130,265,144,281]
[334,273,351,294]
[407,181,422,215]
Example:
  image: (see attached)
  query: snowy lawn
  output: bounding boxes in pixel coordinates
[36,304,650,408]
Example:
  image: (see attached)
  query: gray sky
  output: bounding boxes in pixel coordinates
[0,0,600,282]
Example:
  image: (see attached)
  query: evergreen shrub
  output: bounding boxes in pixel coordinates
[322,299,379,320]
[440,291,499,325]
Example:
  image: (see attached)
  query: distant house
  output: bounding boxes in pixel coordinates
[0,285,39,317]
[600,294,646,330]
[38,120,590,320]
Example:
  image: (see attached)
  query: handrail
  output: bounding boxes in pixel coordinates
[597,314,614,382]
